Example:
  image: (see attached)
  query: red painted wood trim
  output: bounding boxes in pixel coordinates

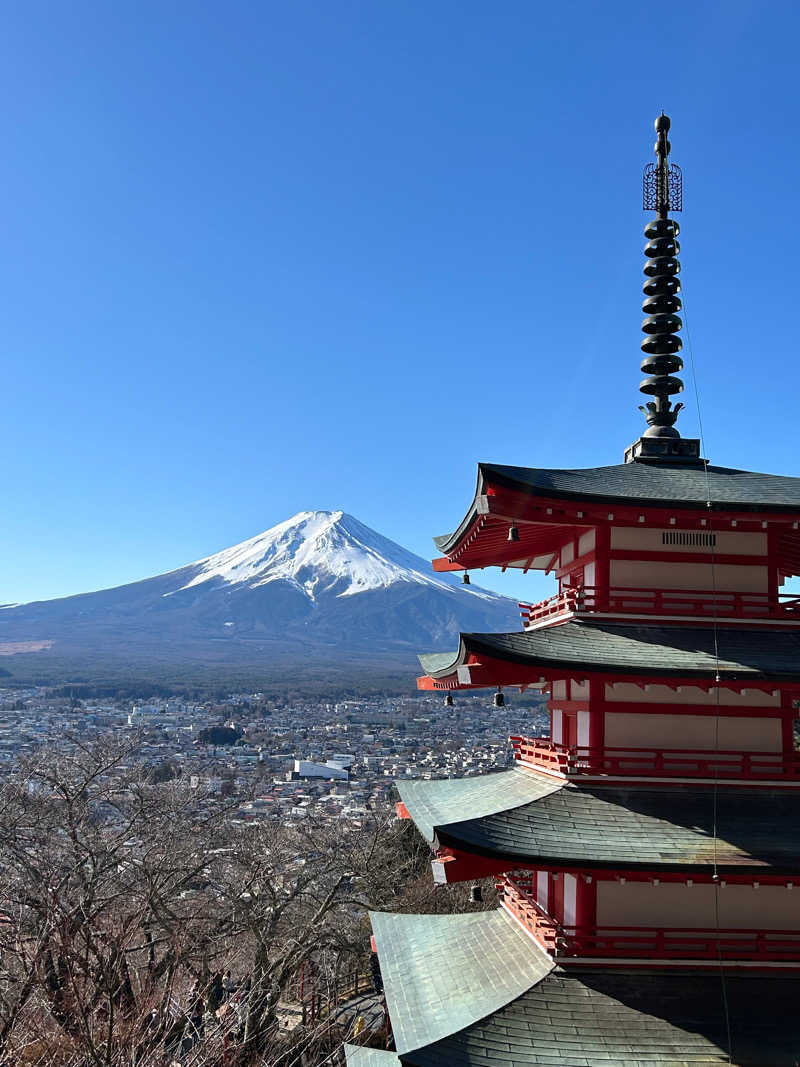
[588,678,604,750]
[552,871,564,926]
[432,556,464,572]
[546,700,590,712]
[482,483,800,528]
[432,847,510,883]
[418,667,799,694]
[555,549,597,580]
[436,486,800,571]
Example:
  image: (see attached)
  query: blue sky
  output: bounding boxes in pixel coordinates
[3,0,798,605]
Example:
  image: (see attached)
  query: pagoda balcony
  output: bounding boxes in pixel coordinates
[509,735,800,781]
[519,585,800,628]
[500,874,800,965]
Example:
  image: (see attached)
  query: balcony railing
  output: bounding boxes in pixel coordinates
[501,875,800,963]
[519,585,800,627]
[498,874,559,952]
[509,735,800,780]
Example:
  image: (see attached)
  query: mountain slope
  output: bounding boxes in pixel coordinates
[0,511,520,673]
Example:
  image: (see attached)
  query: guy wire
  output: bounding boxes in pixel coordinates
[683,287,733,1064]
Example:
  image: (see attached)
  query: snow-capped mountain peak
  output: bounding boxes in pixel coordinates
[174,510,493,602]
[1,509,519,672]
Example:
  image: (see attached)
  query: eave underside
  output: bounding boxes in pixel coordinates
[434,462,800,573]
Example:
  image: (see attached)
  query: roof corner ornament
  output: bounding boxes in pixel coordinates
[625,114,700,464]
[639,113,684,439]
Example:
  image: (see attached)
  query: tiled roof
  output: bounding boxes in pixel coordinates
[419,620,800,680]
[433,460,800,555]
[484,460,800,508]
[397,768,560,843]
[369,910,553,1056]
[401,968,800,1065]
[397,768,800,873]
[343,1047,401,1067]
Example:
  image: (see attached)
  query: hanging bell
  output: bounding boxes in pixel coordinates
[462,572,471,585]
[470,882,483,903]
[493,690,505,708]
[507,525,520,543]
[443,692,454,707]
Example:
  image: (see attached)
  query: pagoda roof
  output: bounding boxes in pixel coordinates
[438,461,800,547]
[401,967,800,1066]
[397,768,800,873]
[357,910,800,1065]
[395,767,560,843]
[486,460,800,509]
[367,909,553,1055]
[419,620,800,683]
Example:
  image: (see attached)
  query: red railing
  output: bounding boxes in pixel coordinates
[509,736,569,773]
[519,586,800,626]
[500,875,800,962]
[509,735,800,780]
[497,873,559,951]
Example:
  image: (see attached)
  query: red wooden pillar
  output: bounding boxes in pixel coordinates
[575,872,597,931]
[588,678,605,752]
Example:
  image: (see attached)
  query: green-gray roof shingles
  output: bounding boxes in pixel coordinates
[434,461,800,556]
[483,461,800,510]
[343,1047,401,1067]
[369,910,552,1056]
[420,621,800,679]
[402,970,800,1065]
[397,769,560,843]
[433,780,800,872]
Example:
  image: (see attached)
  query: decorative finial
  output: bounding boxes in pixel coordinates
[638,113,684,439]
[625,115,700,464]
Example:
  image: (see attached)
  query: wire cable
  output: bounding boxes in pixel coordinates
[683,289,733,1065]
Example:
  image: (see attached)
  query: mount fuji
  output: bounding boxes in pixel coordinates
[0,511,519,683]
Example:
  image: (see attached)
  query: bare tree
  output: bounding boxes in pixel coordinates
[0,737,487,1066]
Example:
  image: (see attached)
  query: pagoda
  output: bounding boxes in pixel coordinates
[345,116,800,1065]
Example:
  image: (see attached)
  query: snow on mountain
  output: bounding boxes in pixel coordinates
[0,508,519,675]
[173,509,496,603]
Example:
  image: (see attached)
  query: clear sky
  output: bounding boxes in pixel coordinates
[3,0,799,605]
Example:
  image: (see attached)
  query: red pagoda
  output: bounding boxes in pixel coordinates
[345,116,800,1065]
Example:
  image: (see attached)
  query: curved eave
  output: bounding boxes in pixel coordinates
[398,771,800,875]
[368,909,552,1057]
[400,968,800,1066]
[418,621,800,690]
[433,466,487,557]
[397,768,561,843]
[433,461,800,567]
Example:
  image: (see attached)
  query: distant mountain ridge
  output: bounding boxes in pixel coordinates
[0,510,520,678]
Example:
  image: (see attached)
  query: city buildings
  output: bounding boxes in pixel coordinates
[0,685,538,825]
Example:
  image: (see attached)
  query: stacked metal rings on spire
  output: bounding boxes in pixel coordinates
[639,114,684,438]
